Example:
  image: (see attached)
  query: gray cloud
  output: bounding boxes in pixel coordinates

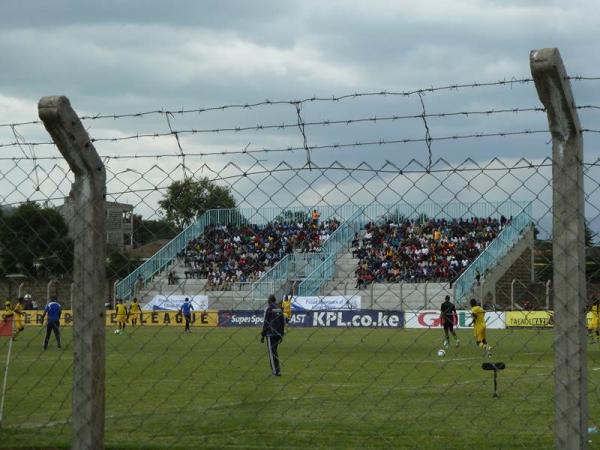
[0,0,599,235]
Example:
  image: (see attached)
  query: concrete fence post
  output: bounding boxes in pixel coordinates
[70,282,75,307]
[531,48,587,449]
[39,96,106,450]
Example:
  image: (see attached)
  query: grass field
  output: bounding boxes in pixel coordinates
[0,325,599,449]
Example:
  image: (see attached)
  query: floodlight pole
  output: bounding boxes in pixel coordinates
[39,96,106,450]
[531,48,587,449]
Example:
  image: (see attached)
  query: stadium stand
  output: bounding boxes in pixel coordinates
[118,202,531,311]
[179,219,340,291]
[352,217,506,288]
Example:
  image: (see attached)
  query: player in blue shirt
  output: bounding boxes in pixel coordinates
[42,297,62,350]
[179,298,194,332]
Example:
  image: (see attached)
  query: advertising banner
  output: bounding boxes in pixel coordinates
[292,295,361,311]
[505,311,553,328]
[218,311,313,328]
[218,310,403,328]
[310,310,404,328]
[109,310,218,327]
[142,295,209,311]
[14,310,218,327]
[19,310,75,327]
[404,310,506,329]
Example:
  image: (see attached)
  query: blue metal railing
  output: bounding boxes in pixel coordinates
[361,199,528,223]
[251,252,329,300]
[116,203,361,300]
[115,213,212,300]
[453,203,533,304]
[296,208,363,296]
[251,253,292,299]
[296,253,337,297]
[116,200,531,300]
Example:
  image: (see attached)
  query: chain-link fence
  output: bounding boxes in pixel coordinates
[0,48,599,449]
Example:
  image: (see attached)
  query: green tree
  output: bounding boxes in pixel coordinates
[585,219,596,248]
[0,202,73,276]
[132,215,177,247]
[158,178,236,230]
[106,246,141,280]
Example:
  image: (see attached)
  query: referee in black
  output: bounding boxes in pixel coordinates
[261,294,285,376]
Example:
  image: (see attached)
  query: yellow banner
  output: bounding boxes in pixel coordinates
[17,310,218,328]
[507,311,599,328]
[110,310,218,327]
[506,311,554,327]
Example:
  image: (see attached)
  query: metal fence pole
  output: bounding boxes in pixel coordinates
[39,96,106,450]
[531,48,587,449]
[46,279,54,302]
[511,279,516,311]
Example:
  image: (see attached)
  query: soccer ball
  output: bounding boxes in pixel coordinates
[437,349,446,357]
[114,329,121,335]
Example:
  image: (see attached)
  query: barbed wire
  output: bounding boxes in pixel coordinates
[6,102,600,151]
[0,129,554,161]
[417,92,433,171]
[0,119,40,129]
[0,140,52,149]
[569,76,600,81]
[66,78,540,120]
[1,76,599,131]
[294,102,312,169]
[0,106,553,149]
[165,112,187,179]
[9,125,40,189]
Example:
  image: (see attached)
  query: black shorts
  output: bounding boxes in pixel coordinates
[443,321,454,332]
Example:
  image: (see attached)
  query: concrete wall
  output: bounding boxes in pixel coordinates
[0,278,73,307]
[495,247,533,307]
[57,199,133,251]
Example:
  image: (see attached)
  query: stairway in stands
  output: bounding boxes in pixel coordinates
[320,248,451,311]
[135,258,265,311]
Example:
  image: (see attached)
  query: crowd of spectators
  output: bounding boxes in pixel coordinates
[180,217,340,291]
[353,216,508,288]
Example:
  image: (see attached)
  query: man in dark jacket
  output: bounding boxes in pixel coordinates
[261,294,285,376]
[440,295,459,348]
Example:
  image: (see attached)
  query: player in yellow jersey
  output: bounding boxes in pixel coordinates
[470,298,491,357]
[115,299,128,334]
[281,295,292,325]
[128,297,142,327]
[2,301,15,337]
[13,297,25,339]
[589,297,600,343]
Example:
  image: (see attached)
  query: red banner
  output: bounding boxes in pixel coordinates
[0,317,13,337]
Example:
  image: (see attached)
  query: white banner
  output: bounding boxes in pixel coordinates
[291,295,361,311]
[143,295,209,311]
[404,310,506,329]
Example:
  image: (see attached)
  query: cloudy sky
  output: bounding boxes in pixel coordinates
[0,0,599,233]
